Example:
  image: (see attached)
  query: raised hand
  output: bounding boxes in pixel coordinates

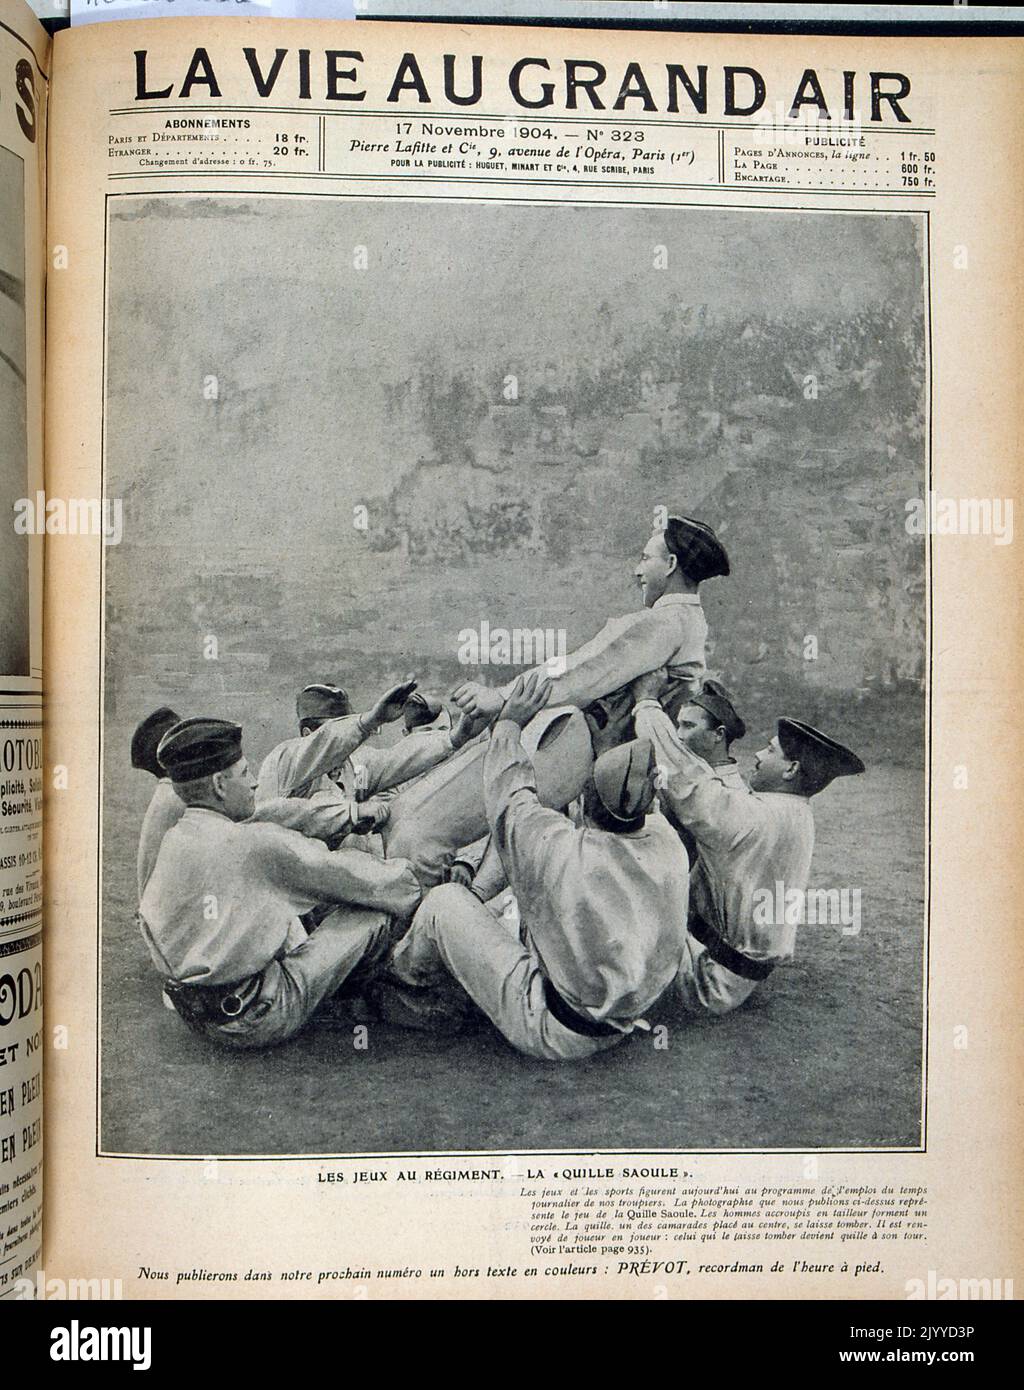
[450,680,505,723]
[499,671,553,728]
[631,667,669,704]
[450,705,493,749]
[367,674,418,729]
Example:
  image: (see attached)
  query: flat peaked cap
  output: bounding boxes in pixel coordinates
[403,692,443,729]
[593,738,657,822]
[693,678,746,743]
[130,706,181,777]
[664,515,730,583]
[157,718,244,783]
[778,718,865,793]
[296,683,351,723]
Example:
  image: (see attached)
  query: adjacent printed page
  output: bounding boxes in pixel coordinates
[43,17,1022,1299]
[0,0,45,1303]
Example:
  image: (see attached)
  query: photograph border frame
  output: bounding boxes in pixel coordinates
[93,188,934,1162]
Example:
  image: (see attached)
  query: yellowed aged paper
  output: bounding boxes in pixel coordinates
[0,0,46,1303]
[41,17,1022,1299]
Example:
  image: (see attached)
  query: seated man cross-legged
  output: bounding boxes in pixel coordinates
[385,672,692,1062]
[139,717,423,1051]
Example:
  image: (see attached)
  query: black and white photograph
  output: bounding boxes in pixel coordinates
[100,195,927,1157]
[0,145,29,678]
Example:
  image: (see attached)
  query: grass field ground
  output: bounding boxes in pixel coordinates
[100,758,924,1157]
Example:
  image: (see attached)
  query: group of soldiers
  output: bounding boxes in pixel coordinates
[131,513,864,1063]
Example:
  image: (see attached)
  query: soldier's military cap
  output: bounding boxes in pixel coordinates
[130,706,182,778]
[403,692,444,731]
[156,718,244,783]
[296,683,351,723]
[778,718,865,794]
[593,738,657,823]
[664,515,730,583]
[693,678,746,744]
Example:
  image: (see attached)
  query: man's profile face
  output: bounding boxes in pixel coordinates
[635,529,675,608]
[748,736,794,793]
[675,703,720,763]
[216,757,257,821]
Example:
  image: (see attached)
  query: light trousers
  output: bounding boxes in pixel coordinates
[390,883,621,1062]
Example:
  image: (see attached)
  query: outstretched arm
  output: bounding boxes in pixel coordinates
[541,605,703,708]
[355,704,487,797]
[257,676,420,799]
[483,673,577,891]
[260,824,422,920]
[251,791,359,843]
[258,716,367,801]
[453,606,704,719]
[633,698,763,853]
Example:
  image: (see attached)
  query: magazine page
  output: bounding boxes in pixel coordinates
[0,0,46,1304]
[42,15,1022,1301]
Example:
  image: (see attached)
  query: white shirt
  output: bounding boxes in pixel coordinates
[136,779,185,900]
[507,592,707,709]
[635,701,816,1015]
[483,720,691,1030]
[636,701,814,961]
[139,807,421,987]
[256,714,457,837]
